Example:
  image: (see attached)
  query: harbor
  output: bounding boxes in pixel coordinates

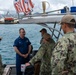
[0,0,76,75]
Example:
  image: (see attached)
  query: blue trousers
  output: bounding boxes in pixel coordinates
[16,56,30,75]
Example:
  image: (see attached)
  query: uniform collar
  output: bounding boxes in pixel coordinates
[19,36,25,40]
[66,31,75,34]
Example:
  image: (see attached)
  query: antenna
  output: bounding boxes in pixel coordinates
[72,0,74,6]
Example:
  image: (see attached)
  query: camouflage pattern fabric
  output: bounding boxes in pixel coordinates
[0,55,3,75]
[51,32,76,75]
[40,37,43,44]
[30,39,55,75]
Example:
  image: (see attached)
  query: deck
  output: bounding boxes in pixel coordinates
[10,67,16,75]
[3,50,37,75]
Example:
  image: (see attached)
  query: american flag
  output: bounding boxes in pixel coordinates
[14,0,34,14]
[14,0,23,12]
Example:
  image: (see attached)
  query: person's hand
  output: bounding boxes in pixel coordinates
[62,71,68,75]
[24,53,29,58]
[22,54,28,58]
[21,54,25,57]
[25,62,30,67]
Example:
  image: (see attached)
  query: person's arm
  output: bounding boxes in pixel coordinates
[14,47,24,57]
[51,39,68,75]
[26,45,46,66]
[13,39,25,57]
[24,38,31,57]
[24,45,32,58]
[0,55,3,75]
[29,45,46,65]
[28,45,31,55]
[40,38,43,44]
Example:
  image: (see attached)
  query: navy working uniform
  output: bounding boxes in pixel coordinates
[51,15,76,75]
[13,36,31,75]
[29,33,55,75]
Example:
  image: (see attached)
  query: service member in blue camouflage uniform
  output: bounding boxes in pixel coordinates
[26,33,55,75]
[51,15,76,75]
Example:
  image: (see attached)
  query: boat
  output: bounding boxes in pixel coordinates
[0,9,19,24]
[1,1,76,75]
[2,51,37,75]
[0,17,19,24]
[2,14,76,75]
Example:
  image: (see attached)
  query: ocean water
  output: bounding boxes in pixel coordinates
[0,24,62,64]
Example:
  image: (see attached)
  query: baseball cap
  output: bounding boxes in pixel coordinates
[40,28,47,32]
[60,15,76,25]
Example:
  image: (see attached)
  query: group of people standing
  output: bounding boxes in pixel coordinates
[12,14,76,75]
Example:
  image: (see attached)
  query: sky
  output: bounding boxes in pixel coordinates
[0,0,76,14]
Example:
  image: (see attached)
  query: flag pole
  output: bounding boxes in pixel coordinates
[17,12,19,19]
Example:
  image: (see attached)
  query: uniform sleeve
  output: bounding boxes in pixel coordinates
[40,38,43,44]
[13,39,19,47]
[0,55,3,75]
[51,39,68,75]
[29,45,46,65]
[27,38,31,45]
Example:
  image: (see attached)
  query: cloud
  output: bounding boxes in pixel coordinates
[32,0,76,13]
[0,0,15,10]
[0,0,76,13]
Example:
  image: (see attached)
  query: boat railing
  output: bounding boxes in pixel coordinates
[19,12,76,21]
